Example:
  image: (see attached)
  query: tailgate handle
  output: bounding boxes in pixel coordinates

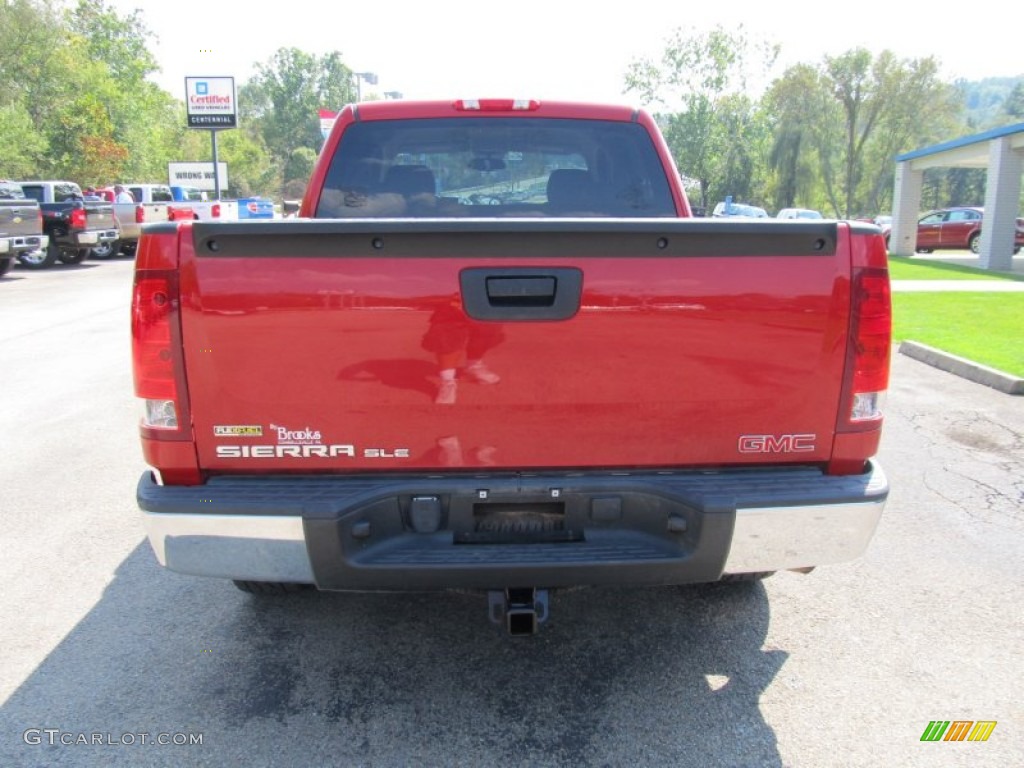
[486,276,556,305]
[461,268,582,321]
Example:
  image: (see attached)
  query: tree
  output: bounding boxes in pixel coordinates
[764,64,832,213]
[0,103,48,176]
[956,76,1024,127]
[60,0,181,183]
[766,50,959,217]
[283,147,318,191]
[855,54,960,214]
[65,0,159,85]
[625,25,779,210]
[1003,81,1024,120]
[240,47,356,194]
[0,0,68,129]
[0,0,183,183]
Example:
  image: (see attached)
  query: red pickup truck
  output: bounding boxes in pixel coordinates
[133,99,891,634]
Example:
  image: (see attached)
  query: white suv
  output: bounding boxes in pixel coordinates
[712,201,768,218]
[777,208,823,220]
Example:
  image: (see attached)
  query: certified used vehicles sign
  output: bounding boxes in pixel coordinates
[185,76,237,128]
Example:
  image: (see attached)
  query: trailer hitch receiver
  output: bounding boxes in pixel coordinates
[488,588,549,636]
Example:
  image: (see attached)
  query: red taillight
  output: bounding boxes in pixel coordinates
[830,231,891,475]
[850,273,892,398]
[132,276,177,402]
[211,203,221,218]
[135,204,145,223]
[131,231,188,438]
[70,207,86,229]
[453,99,540,111]
[842,233,891,427]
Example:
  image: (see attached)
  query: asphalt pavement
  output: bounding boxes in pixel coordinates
[1,257,1021,767]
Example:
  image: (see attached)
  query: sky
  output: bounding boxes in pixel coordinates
[106,0,1022,107]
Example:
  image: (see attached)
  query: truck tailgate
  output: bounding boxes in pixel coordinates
[0,201,39,238]
[178,219,852,472]
[85,201,117,230]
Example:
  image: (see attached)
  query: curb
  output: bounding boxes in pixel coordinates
[898,341,1024,395]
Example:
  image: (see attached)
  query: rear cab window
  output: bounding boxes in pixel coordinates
[20,185,44,202]
[53,183,83,202]
[316,117,676,219]
[130,186,173,203]
[0,181,27,200]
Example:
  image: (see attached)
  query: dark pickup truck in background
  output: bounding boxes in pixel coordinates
[15,180,119,269]
[0,180,48,277]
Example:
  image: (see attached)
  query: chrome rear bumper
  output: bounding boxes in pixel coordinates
[76,229,118,245]
[140,462,888,587]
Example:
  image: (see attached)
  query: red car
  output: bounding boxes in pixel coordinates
[886,207,1024,254]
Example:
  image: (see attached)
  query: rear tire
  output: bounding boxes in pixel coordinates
[232,580,314,595]
[121,242,137,258]
[17,242,59,269]
[0,256,12,276]
[969,233,980,254]
[90,239,120,259]
[58,248,91,265]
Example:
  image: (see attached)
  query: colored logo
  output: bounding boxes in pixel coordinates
[920,720,997,742]
[213,425,263,437]
[196,81,208,95]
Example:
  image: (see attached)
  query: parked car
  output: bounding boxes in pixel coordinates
[712,201,768,218]
[237,197,275,220]
[777,207,823,220]
[883,207,1024,254]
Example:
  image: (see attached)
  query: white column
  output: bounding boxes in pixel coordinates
[979,138,1023,271]
[889,162,923,257]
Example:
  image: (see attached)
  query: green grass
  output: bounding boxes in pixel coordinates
[888,255,1024,282]
[892,293,1024,376]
